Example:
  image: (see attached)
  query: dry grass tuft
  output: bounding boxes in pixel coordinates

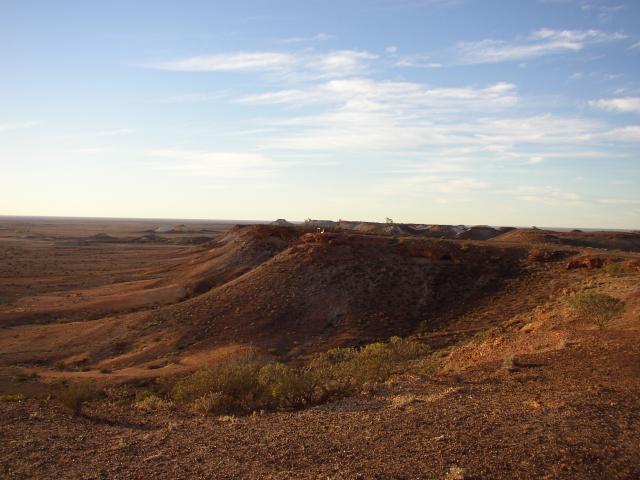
[57,381,98,416]
[135,394,173,411]
[0,393,25,402]
[445,465,466,480]
[390,394,423,409]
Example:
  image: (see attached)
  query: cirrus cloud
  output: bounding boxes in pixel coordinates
[454,28,626,64]
[589,97,640,113]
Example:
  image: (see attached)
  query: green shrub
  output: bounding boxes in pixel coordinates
[173,359,263,413]
[172,337,429,415]
[58,381,98,416]
[604,262,634,277]
[0,393,25,402]
[258,363,315,408]
[53,360,66,371]
[134,389,156,403]
[568,291,625,328]
[310,336,429,392]
[470,328,499,344]
[12,371,39,383]
[309,343,391,392]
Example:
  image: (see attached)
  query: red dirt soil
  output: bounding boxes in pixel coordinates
[1,218,639,479]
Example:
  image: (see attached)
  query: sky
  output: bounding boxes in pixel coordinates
[1,0,639,228]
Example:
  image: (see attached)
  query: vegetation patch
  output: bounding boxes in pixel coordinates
[604,262,634,277]
[172,337,429,415]
[135,394,172,411]
[12,371,39,383]
[57,381,99,416]
[568,291,625,328]
[0,393,25,402]
[53,360,66,371]
[470,327,500,344]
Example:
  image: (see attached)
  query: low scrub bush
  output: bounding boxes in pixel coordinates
[470,328,499,344]
[172,336,429,415]
[12,371,39,383]
[53,360,66,371]
[604,262,634,277]
[308,336,429,395]
[135,394,172,411]
[173,359,263,412]
[191,392,226,415]
[568,291,625,328]
[257,363,316,409]
[58,381,98,416]
[134,389,157,403]
[0,393,25,402]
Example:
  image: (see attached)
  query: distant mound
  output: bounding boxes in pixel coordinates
[492,228,640,252]
[334,220,504,240]
[271,219,295,227]
[134,233,166,243]
[142,228,526,361]
[176,224,300,296]
[155,224,187,233]
[88,233,118,242]
[457,225,503,240]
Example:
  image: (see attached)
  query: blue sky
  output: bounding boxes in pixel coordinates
[1,0,639,228]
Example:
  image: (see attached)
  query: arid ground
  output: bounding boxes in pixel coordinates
[1,217,639,479]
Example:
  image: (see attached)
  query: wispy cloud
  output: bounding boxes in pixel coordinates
[532,27,626,42]
[60,128,135,139]
[280,33,335,44]
[306,50,377,77]
[0,121,41,133]
[147,52,296,72]
[146,149,280,178]
[68,147,118,155]
[454,28,626,64]
[590,97,640,113]
[241,79,518,111]
[598,197,640,205]
[603,125,640,141]
[93,129,135,137]
[528,156,545,164]
[143,50,377,79]
[145,93,226,104]
[376,0,465,9]
[580,2,625,23]
[503,185,583,206]
[240,80,525,153]
[369,174,489,197]
[540,1,625,23]
[394,53,443,68]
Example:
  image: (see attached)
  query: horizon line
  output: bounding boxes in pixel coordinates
[0,214,636,233]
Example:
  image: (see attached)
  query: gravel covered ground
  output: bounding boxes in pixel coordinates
[2,334,639,480]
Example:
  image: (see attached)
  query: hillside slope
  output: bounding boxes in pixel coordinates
[2,251,639,479]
